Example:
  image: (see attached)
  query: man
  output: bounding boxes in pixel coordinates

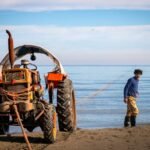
[124,69,143,127]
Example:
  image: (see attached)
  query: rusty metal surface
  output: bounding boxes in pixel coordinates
[6,30,15,68]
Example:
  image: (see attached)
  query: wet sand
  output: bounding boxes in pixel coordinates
[0,125,150,150]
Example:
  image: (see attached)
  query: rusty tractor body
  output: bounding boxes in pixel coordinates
[0,30,76,144]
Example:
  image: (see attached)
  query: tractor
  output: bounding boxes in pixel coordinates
[0,30,76,145]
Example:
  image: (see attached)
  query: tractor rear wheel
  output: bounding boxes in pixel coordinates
[0,115,9,135]
[57,79,76,132]
[39,102,57,143]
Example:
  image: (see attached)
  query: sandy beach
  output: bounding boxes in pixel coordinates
[0,125,150,150]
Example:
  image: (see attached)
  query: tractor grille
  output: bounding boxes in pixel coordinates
[6,84,26,92]
[3,84,30,101]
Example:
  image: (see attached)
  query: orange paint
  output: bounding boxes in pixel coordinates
[47,73,64,81]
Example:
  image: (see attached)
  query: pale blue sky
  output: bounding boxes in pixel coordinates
[0,0,150,65]
[0,10,150,26]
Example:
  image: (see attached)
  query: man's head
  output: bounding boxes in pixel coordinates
[134,69,143,79]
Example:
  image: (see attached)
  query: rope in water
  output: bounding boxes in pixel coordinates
[77,68,134,104]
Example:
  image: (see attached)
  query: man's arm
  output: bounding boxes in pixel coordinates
[124,79,132,103]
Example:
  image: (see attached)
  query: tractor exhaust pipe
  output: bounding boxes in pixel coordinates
[6,30,15,68]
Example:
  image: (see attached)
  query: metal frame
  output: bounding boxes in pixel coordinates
[0,45,66,75]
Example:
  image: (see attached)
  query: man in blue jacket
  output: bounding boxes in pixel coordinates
[124,69,143,127]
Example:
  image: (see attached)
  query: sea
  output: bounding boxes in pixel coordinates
[10,65,150,132]
[39,65,150,129]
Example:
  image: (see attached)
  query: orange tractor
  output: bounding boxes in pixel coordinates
[0,30,76,145]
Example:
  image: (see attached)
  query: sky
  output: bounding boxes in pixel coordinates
[0,0,150,65]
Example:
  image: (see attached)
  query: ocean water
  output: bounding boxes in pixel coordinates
[39,65,150,129]
[9,65,150,132]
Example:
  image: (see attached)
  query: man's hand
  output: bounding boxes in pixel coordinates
[124,98,128,103]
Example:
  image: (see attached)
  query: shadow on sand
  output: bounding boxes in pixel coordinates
[0,134,45,144]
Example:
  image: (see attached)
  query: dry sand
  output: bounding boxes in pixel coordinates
[0,125,150,150]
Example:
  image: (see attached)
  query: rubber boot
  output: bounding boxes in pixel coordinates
[124,116,130,127]
[131,116,136,127]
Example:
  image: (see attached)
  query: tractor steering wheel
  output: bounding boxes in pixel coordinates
[26,63,37,70]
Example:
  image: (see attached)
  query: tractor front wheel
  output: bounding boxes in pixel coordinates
[39,103,57,143]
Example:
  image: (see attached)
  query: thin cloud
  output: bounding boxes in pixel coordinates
[0,0,150,11]
[0,25,150,65]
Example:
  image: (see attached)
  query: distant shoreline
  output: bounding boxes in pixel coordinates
[36,64,150,66]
